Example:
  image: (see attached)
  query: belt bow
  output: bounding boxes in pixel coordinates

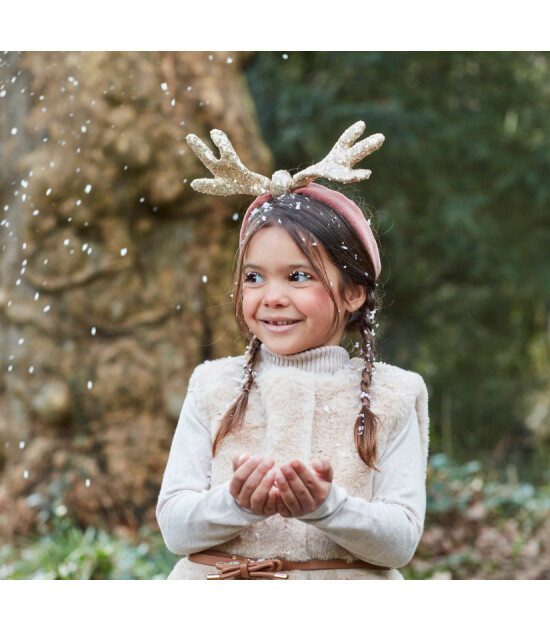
[207,557,288,580]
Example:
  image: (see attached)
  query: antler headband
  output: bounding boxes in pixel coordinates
[186,121,384,278]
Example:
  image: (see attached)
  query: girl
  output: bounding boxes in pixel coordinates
[156,122,429,580]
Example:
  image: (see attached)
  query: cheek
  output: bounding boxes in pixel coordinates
[304,287,336,316]
[242,288,257,322]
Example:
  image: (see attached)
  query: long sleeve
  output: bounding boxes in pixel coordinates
[299,408,426,568]
[156,389,266,555]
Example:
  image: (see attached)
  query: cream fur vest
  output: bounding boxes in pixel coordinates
[172,352,429,580]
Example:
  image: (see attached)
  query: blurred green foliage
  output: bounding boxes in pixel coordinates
[0,515,175,580]
[246,52,550,471]
[427,453,550,527]
[407,453,550,579]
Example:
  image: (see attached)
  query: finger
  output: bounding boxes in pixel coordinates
[311,458,333,482]
[232,454,249,473]
[286,461,321,506]
[277,466,314,515]
[229,455,262,498]
[249,469,276,513]
[237,457,275,507]
[261,476,278,516]
[293,459,332,506]
[262,482,279,516]
[275,492,291,518]
[275,471,299,513]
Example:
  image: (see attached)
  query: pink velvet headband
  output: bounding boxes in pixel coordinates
[240,182,382,279]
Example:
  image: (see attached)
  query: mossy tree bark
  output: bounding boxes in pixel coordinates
[0,51,271,539]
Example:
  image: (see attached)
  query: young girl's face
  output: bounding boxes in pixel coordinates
[242,226,364,355]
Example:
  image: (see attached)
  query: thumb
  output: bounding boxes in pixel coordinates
[312,458,333,482]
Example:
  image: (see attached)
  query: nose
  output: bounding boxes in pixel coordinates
[261,280,290,307]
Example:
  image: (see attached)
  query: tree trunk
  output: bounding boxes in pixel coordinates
[0,51,271,539]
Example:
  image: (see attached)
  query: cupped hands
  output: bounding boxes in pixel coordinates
[229,454,333,518]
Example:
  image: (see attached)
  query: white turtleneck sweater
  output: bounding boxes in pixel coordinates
[157,345,427,572]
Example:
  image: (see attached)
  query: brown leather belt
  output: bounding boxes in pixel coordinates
[188,550,390,580]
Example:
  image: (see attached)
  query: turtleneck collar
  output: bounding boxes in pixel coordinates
[258,343,350,375]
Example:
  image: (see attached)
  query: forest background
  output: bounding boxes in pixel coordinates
[0,51,549,580]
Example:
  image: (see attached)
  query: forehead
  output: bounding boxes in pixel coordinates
[245,225,302,253]
[243,225,334,273]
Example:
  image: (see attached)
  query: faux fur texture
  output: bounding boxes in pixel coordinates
[168,352,429,579]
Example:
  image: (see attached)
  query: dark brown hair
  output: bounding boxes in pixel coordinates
[213,193,382,469]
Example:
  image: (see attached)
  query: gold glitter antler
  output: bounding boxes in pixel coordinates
[291,121,385,190]
[186,129,271,196]
[186,121,384,199]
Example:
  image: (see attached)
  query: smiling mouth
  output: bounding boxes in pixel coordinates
[262,320,299,326]
[260,320,301,332]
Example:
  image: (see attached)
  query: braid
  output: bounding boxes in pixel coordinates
[352,289,380,470]
[212,335,261,456]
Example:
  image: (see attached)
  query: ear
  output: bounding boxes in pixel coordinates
[343,283,367,314]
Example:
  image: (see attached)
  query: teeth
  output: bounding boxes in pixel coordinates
[267,321,294,325]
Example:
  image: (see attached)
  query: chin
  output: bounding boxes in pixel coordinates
[261,340,309,355]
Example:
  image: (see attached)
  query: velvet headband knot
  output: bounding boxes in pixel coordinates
[240,182,382,279]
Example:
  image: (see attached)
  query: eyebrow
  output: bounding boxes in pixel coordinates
[243,263,314,271]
